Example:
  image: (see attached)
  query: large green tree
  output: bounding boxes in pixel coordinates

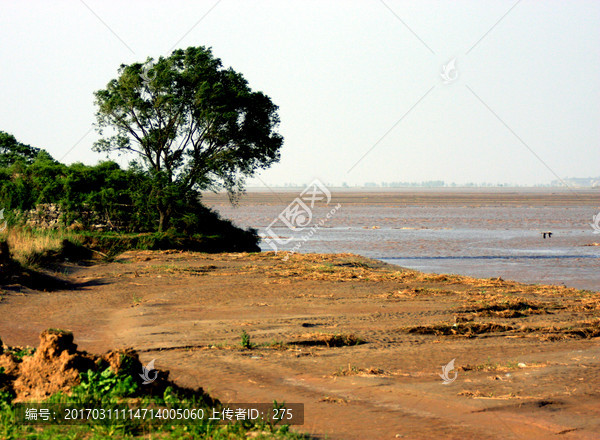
[0,131,41,167]
[94,46,283,231]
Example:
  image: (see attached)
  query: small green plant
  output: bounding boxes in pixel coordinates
[240,330,253,349]
[47,328,72,335]
[333,364,361,376]
[0,389,12,405]
[70,367,139,402]
[267,340,287,350]
[505,360,520,369]
[316,264,336,273]
[7,347,35,360]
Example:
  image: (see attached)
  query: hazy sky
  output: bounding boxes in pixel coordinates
[1,1,598,186]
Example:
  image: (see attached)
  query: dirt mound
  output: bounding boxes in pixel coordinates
[0,329,203,403]
[7,329,96,401]
[405,322,516,337]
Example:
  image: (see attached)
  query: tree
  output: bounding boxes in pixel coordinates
[0,131,41,167]
[93,46,283,231]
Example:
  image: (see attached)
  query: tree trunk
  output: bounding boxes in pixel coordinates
[158,210,167,233]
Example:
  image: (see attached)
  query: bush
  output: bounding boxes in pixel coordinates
[0,135,260,253]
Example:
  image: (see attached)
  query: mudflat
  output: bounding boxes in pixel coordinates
[203,187,600,291]
[202,187,600,207]
[1,251,598,439]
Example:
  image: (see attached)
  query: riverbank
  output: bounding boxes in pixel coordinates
[1,250,598,439]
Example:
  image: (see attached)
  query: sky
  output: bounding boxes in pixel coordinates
[0,0,598,187]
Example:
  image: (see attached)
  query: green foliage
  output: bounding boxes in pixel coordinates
[240,330,253,349]
[0,131,41,168]
[0,389,12,406]
[0,364,308,439]
[0,142,260,248]
[5,347,35,360]
[94,46,283,231]
[69,368,140,402]
[77,229,259,257]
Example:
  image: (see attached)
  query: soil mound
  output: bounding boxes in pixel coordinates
[0,329,204,403]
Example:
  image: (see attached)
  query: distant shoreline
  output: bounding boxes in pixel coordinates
[211,186,600,192]
[202,187,600,207]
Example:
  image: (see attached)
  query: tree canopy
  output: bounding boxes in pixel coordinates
[0,130,260,251]
[0,131,41,167]
[94,46,283,231]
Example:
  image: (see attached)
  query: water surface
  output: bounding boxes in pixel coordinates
[204,188,600,291]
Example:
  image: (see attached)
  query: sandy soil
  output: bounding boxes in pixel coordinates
[1,251,599,439]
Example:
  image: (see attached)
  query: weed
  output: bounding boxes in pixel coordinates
[333,364,386,377]
[406,322,515,337]
[240,330,253,349]
[462,359,530,373]
[46,328,72,336]
[0,364,309,439]
[132,293,141,305]
[263,340,287,350]
[316,265,336,273]
[5,347,35,360]
[334,364,360,376]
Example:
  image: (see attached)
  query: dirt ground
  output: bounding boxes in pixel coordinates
[1,251,599,439]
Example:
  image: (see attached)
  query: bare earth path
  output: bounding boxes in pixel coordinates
[1,251,599,439]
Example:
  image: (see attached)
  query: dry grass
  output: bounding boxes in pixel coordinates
[333,364,387,377]
[221,253,591,301]
[532,320,600,340]
[460,298,548,318]
[121,252,600,328]
[458,390,519,399]
[404,319,600,340]
[461,360,534,373]
[0,226,75,265]
[405,322,517,337]
[236,253,418,283]
[319,396,349,404]
[387,287,460,298]
[289,333,365,347]
[131,264,218,277]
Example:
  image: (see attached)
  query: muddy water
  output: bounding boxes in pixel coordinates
[204,189,600,291]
